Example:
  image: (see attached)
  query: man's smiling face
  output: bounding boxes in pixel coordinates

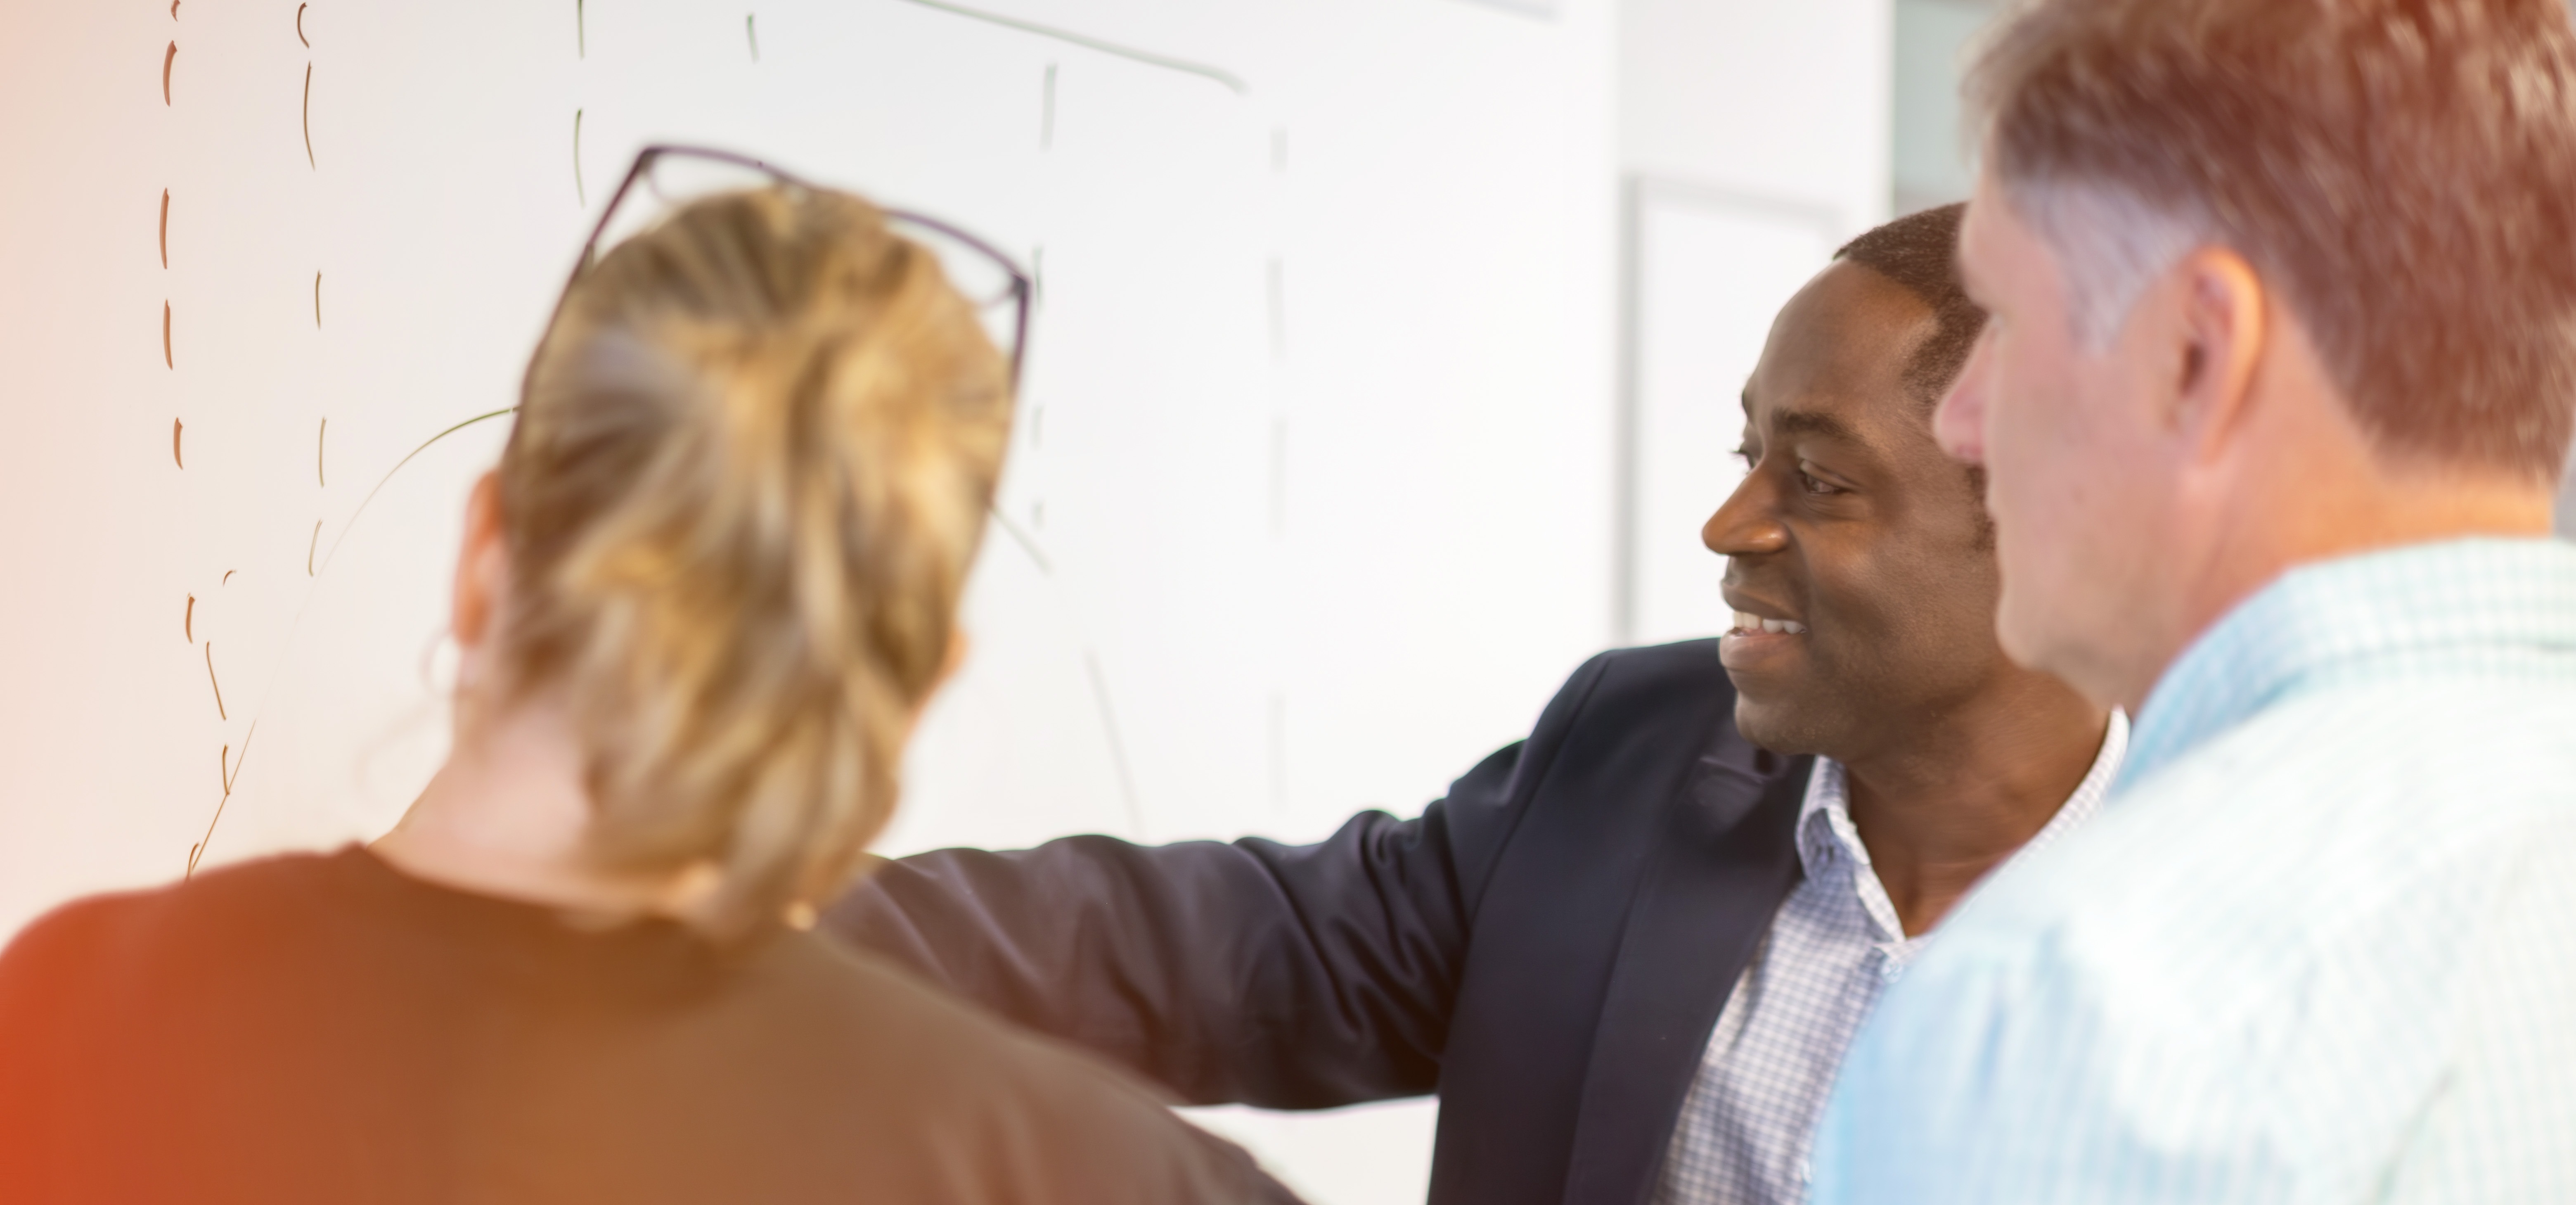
[1707,260,2012,760]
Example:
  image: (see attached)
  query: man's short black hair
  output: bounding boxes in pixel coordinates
[1834,202,1994,545]
[1833,202,1984,407]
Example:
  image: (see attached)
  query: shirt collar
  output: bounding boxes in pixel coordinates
[1798,710,2131,923]
[2120,536,2576,793]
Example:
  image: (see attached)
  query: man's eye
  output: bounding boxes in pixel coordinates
[1797,463,1846,495]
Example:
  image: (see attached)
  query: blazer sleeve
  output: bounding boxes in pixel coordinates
[819,651,1619,1110]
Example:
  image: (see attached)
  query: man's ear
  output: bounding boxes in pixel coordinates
[2157,246,2269,461]
[451,471,509,651]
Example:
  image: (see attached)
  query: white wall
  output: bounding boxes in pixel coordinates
[1621,0,1890,234]
[1617,0,1891,646]
[1892,0,1997,213]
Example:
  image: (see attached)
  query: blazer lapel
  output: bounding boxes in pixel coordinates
[1559,744,1808,1205]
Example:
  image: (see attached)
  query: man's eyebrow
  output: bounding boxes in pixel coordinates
[1770,407,1874,450]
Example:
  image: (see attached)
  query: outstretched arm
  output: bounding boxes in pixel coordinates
[820,653,1613,1109]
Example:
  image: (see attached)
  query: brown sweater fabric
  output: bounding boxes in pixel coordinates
[0,847,1293,1205]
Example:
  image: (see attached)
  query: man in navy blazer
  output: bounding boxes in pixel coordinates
[826,206,2120,1205]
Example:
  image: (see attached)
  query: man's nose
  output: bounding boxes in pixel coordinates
[1934,334,1993,465]
[1704,469,1788,558]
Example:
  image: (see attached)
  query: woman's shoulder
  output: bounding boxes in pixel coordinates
[1,849,356,988]
[767,933,1294,1205]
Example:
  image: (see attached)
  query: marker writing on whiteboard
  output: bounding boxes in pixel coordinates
[303,64,315,169]
[164,42,177,105]
[173,418,184,468]
[297,3,309,47]
[318,417,327,484]
[160,190,170,268]
[573,109,586,205]
[314,272,322,327]
[163,301,173,368]
[748,14,759,61]
[307,520,322,576]
[185,593,195,642]
[205,642,226,721]
[1042,64,1056,149]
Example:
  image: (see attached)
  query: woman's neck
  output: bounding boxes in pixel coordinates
[372,695,678,917]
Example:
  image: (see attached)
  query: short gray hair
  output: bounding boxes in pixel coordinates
[2002,178,2206,351]
[1967,0,2576,482]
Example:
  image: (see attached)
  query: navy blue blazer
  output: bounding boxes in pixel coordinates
[825,640,1813,1205]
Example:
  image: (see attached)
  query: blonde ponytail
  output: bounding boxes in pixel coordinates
[496,187,1010,941]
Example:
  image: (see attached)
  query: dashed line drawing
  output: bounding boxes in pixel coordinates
[1042,64,1056,149]
[894,0,1247,94]
[171,0,180,19]
[160,190,170,268]
[173,418,183,467]
[185,594,195,643]
[163,301,172,368]
[307,520,322,576]
[303,64,315,169]
[221,569,234,586]
[297,3,309,47]
[163,42,177,105]
[573,109,585,206]
[313,272,322,327]
[317,417,327,485]
[577,0,586,57]
[748,13,759,61]
[205,642,226,721]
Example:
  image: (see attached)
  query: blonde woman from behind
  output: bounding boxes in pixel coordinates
[0,152,1293,1205]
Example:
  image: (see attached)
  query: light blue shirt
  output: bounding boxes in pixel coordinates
[1807,537,2576,1205]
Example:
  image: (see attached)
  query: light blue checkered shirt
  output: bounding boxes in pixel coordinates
[1807,537,2576,1205]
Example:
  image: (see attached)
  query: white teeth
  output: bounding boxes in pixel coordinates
[1730,612,1807,636]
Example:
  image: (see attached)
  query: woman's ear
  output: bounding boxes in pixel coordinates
[451,472,510,652]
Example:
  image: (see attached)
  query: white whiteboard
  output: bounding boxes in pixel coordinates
[0,0,1616,914]
[0,4,1616,1200]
